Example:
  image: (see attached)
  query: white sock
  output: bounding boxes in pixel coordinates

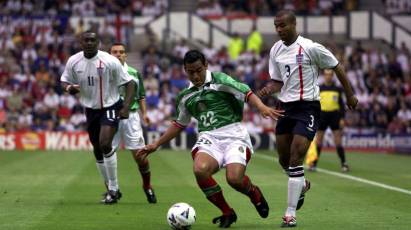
[286,166,305,217]
[104,152,119,191]
[96,161,108,186]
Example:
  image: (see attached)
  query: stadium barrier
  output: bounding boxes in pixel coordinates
[1,131,410,154]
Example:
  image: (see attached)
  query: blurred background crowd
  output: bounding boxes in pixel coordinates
[0,0,410,135]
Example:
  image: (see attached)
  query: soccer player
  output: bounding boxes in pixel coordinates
[138,50,284,228]
[60,31,135,204]
[110,42,157,203]
[310,69,349,172]
[257,11,358,227]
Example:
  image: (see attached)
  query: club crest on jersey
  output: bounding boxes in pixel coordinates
[296,54,304,64]
[197,102,207,112]
[238,146,244,153]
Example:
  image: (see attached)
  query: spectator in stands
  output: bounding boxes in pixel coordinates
[266,0,285,15]
[228,33,244,60]
[69,108,87,130]
[385,0,411,14]
[196,0,223,18]
[144,72,160,92]
[396,49,410,74]
[388,54,404,80]
[0,108,7,132]
[145,88,160,108]
[169,64,188,90]
[31,117,45,131]
[43,87,60,109]
[173,39,190,59]
[387,116,405,134]
[142,0,162,16]
[397,101,411,123]
[56,118,75,131]
[246,24,263,55]
[6,87,23,112]
[245,0,264,15]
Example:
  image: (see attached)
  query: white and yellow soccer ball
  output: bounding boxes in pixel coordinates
[167,202,196,230]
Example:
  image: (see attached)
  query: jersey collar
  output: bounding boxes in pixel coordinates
[188,70,212,89]
[123,62,128,72]
[83,50,100,60]
[283,35,301,47]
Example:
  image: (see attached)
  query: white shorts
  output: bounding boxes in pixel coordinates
[112,111,145,150]
[192,122,254,168]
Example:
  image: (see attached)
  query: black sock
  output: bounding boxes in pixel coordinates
[336,146,346,165]
[313,145,322,166]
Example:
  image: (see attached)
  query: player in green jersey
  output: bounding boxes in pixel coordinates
[138,50,284,228]
[110,43,157,203]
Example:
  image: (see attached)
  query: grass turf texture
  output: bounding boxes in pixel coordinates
[0,150,410,230]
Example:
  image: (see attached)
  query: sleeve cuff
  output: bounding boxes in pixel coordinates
[331,62,340,69]
[172,121,186,129]
[245,91,253,102]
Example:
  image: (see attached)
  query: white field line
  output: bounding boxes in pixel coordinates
[254,153,411,196]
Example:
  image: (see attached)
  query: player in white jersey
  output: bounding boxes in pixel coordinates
[110,42,157,204]
[257,11,358,227]
[60,31,135,204]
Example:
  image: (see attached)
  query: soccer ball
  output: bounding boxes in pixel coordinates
[167,202,196,230]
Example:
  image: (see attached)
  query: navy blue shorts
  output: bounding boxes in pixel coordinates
[85,100,123,145]
[319,111,341,131]
[275,101,321,141]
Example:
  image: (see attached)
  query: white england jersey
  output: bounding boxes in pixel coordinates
[269,35,338,102]
[60,50,132,109]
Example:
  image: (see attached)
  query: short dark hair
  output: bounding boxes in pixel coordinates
[183,50,206,66]
[82,30,99,39]
[276,10,296,24]
[110,42,127,52]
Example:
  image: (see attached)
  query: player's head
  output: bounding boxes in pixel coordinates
[80,31,99,58]
[274,10,297,43]
[183,50,208,87]
[110,42,127,65]
[323,69,334,84]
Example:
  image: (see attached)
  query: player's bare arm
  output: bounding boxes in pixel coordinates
[119,80,136,119]
[139,98,151,125]
[61,82,80,95]
[256,80,283,98]
[247,93,284,120]
[333,64,358,110]
[137,123,184,158]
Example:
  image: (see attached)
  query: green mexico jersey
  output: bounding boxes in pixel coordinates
[120,63,145,111]
[174,71,252,132]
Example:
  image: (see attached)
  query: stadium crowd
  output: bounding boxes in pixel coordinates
[384,0,411,14]
[196,0,358,18]
[0,0,410,135]
[0,0,168,17]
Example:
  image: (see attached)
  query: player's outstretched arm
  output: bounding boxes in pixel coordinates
[139,98,151,125]
[119,80,136,119]
[61,82,80,95]
[137,122,184,159]
[247,93,284,120]
[333,64,358,110]
[256,80,283,98]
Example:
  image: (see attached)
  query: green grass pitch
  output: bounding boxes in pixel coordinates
[0,150,410,230]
